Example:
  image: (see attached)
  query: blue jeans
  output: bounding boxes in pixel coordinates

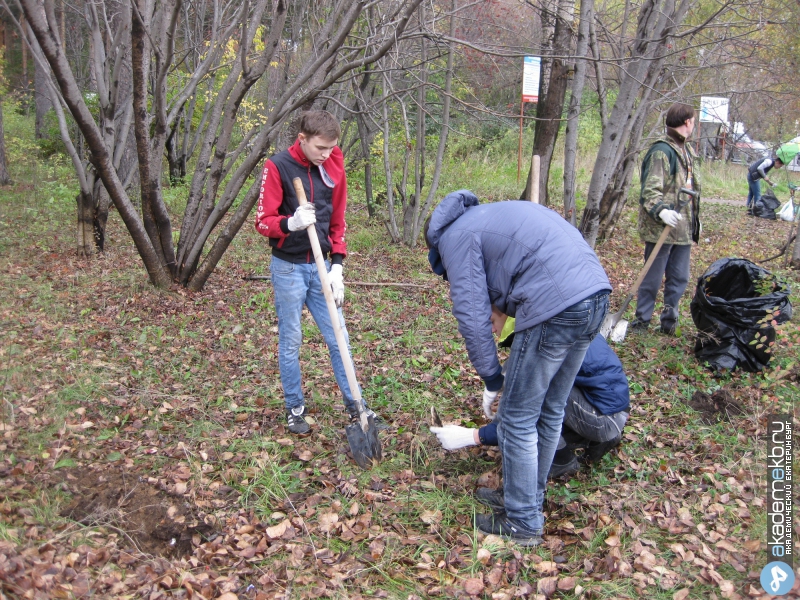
[496,291,609,531]
[270,255,360,413]
[746,174,761,208]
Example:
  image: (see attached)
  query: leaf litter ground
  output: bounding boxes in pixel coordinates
[1,188,799,599]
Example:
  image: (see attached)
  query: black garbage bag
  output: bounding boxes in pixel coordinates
[690,258,792,372]
[751,189,781,219]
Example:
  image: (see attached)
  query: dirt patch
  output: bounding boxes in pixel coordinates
[687,389,745,424]
[58,467,214,557]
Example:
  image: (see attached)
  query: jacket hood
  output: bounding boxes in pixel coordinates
[426,190,479,249]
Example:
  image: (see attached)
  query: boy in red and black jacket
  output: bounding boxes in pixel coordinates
[255,110,384,434]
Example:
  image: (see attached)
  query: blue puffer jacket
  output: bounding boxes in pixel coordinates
[427,190,611,382]
[572,335,630,415]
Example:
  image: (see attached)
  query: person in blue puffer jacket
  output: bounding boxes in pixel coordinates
[424,190,611,546]
[430,334,630,481]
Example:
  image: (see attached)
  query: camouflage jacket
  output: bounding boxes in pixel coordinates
[637,133,701,245]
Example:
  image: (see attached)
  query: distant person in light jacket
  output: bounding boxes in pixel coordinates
[746,155,784,210]
[424,191,610,546]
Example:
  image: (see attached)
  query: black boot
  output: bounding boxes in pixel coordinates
[548,447,579,480]
[560,428,589,451]
[583,437,621,463]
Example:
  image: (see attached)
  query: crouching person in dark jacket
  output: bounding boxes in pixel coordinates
[430,334,630,482]
[425,190,611,546]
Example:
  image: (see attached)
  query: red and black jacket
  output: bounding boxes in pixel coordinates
[255,140,347,264]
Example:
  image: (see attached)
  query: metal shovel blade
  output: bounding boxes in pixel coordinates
[599,309,623,340]
[599,290,635,342]
[609,320,628,343]
[599,308,629,343]
[345,416,382,469]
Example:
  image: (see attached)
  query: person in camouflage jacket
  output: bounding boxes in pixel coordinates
[633,103,701,335]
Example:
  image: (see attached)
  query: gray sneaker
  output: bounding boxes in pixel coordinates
[286,405,310,435]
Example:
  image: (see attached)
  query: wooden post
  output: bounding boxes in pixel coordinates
[530,155,540,203]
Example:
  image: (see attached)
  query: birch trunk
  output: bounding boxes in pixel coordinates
[0,95,12,186]
[562,0,593,225]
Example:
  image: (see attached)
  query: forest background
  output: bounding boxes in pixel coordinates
[1,0,800,599]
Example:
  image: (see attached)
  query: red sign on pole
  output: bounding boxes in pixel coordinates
[518,57,541,182]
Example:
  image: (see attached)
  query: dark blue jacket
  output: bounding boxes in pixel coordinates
[572,335,630,415]
[426,190,611,383]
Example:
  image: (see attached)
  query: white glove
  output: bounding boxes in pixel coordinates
[482,388,499,419]
[430,425,478,450]
[287,204,316,231]
[328,264,344,307]
[658,209,683,228]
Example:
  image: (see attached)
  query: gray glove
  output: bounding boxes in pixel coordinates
[287,204,316,231]
[658,209,683,228]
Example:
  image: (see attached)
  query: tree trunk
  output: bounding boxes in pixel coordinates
[353,69,377,217]
[792,227,800,269]
[596,107,650,240]
[131,0,178,279]
[522,0,575,206]
[166,114,187,183]
[562,0,593,225]
[34,44,52,139]
[93,179,112,252]
[76,190,95,257]
[381,69,401,243]
[408,3,427,246]
[408,0,457,246]
[0,95,12,186]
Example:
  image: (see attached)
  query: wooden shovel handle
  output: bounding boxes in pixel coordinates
[291,178,365,416]
[628,223,673,296]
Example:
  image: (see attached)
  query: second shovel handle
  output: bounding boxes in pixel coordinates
[629,224,673,296]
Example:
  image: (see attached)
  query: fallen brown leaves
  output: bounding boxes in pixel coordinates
[2,194,799,598]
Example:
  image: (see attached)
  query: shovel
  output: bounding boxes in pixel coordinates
[291,178,382,469]
[600,188,699,342]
